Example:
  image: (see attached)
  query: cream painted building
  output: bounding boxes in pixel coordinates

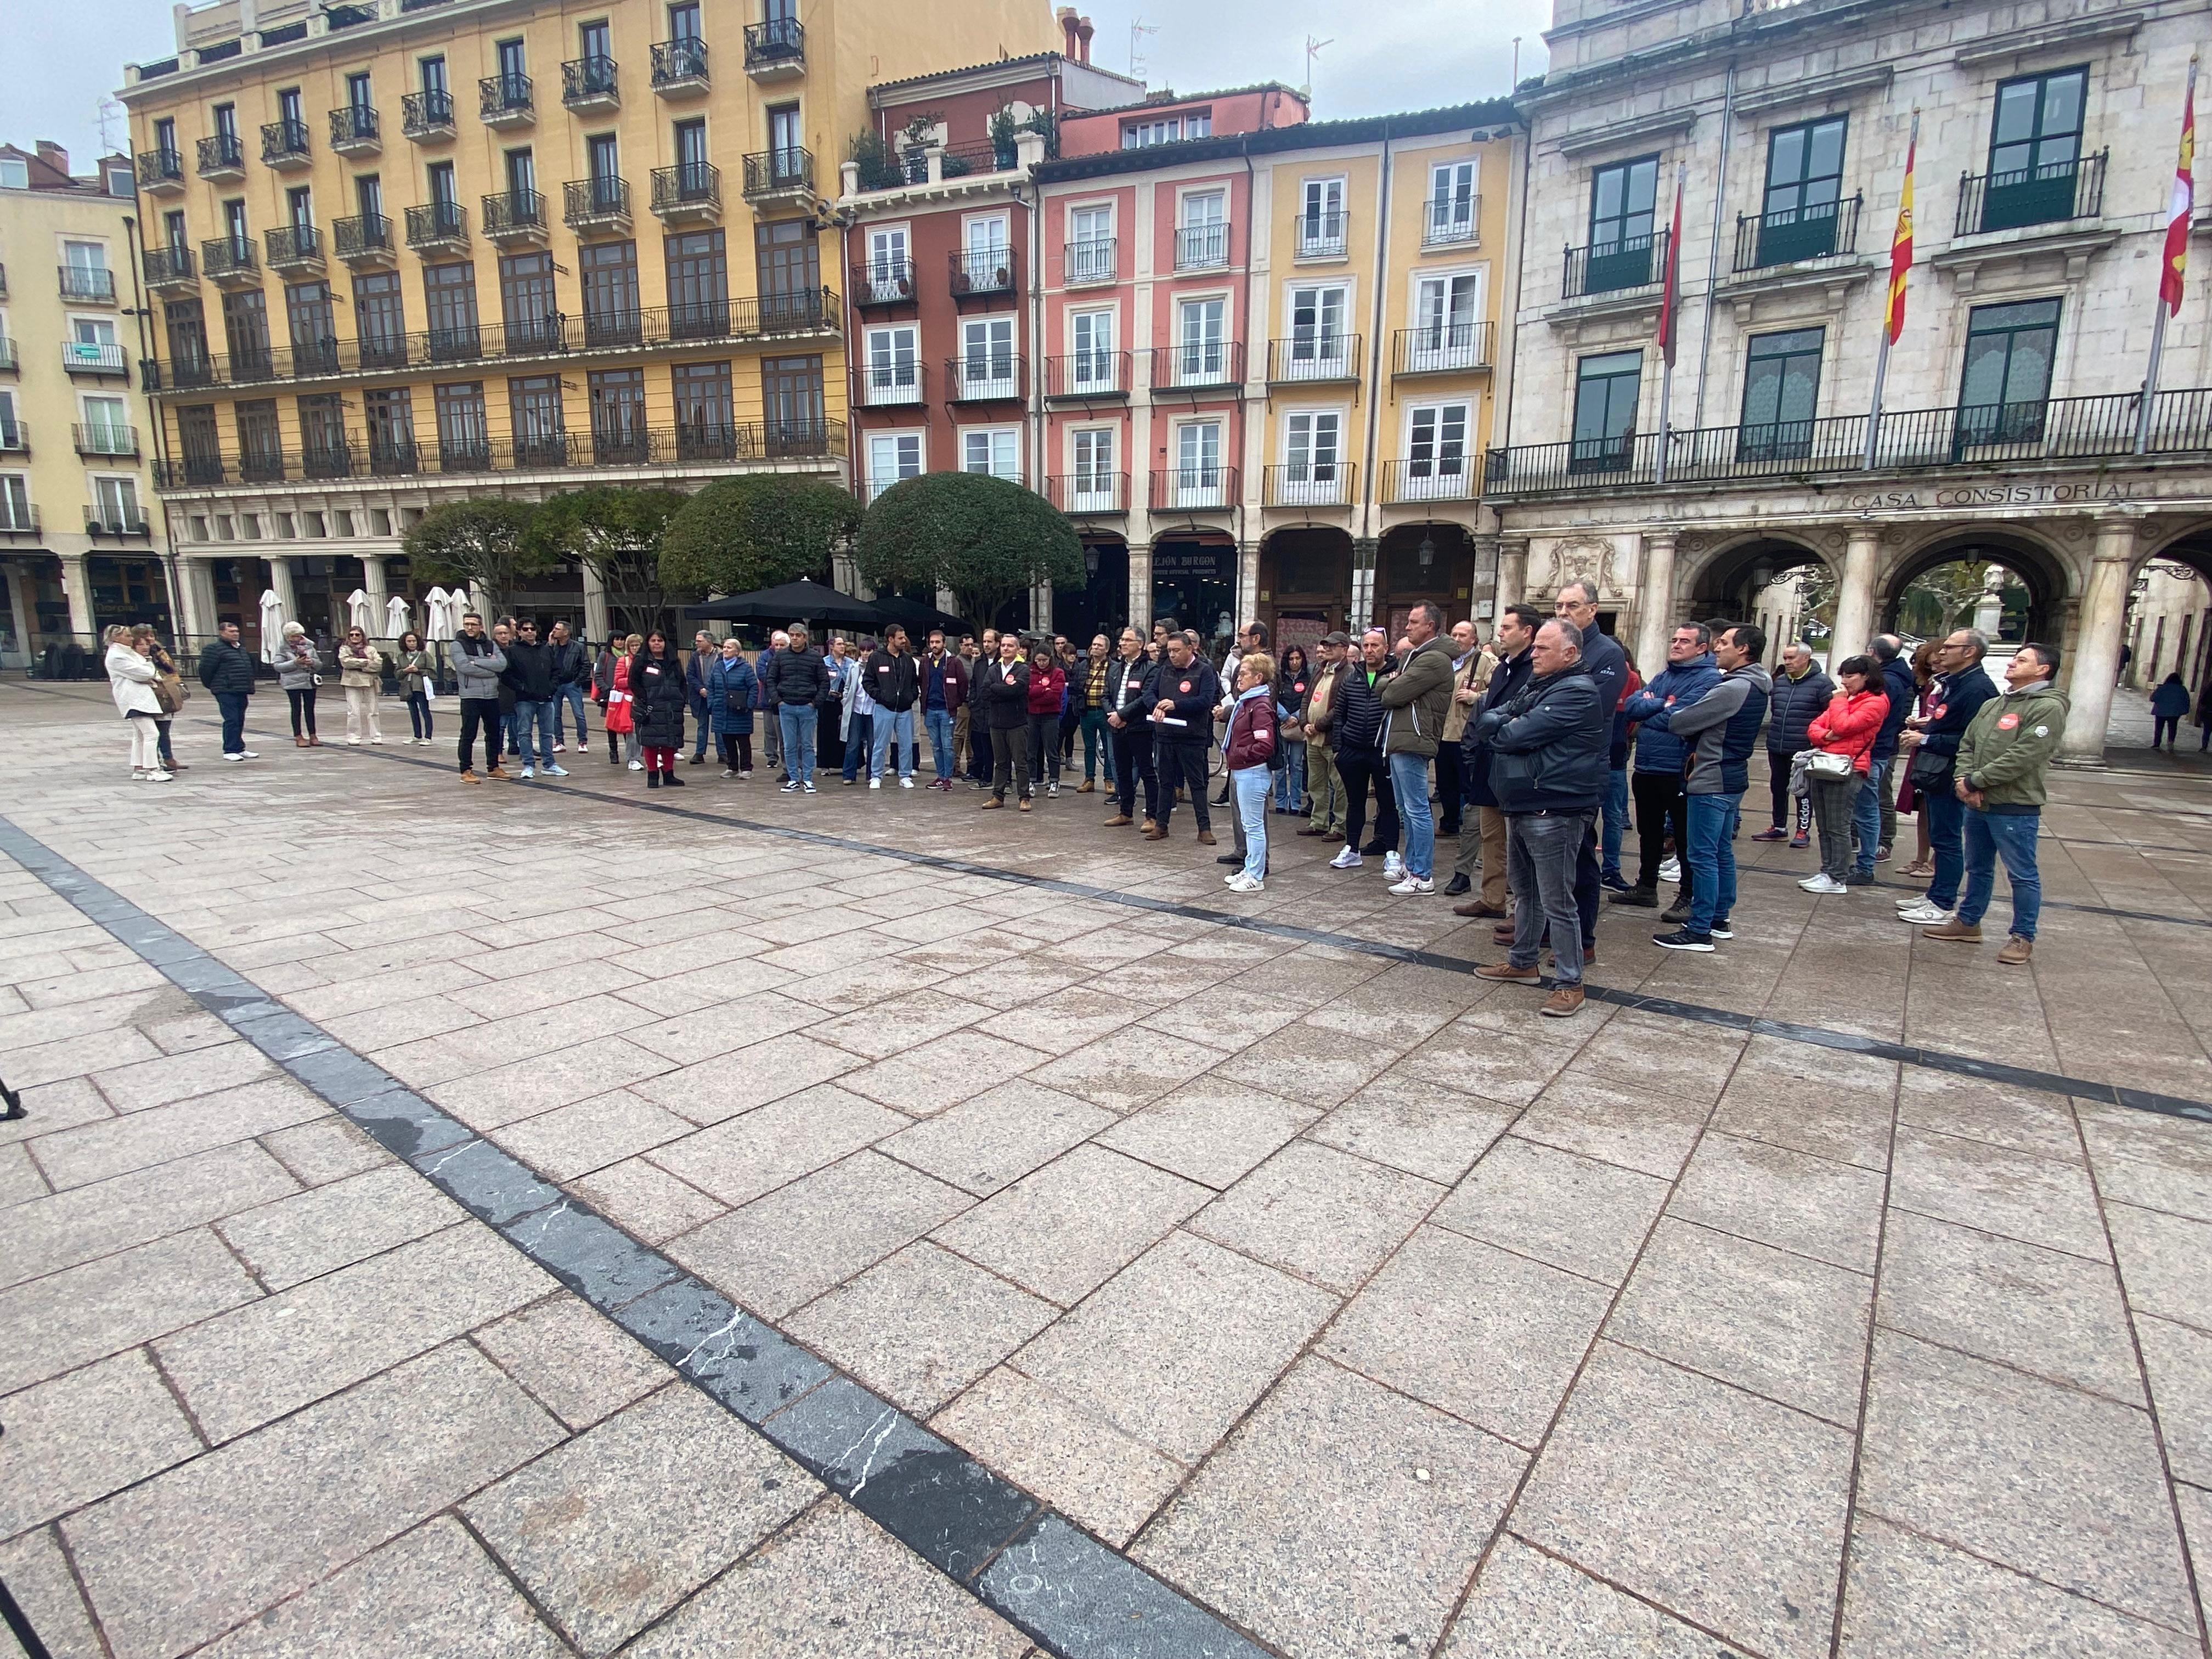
[0,142,170,669]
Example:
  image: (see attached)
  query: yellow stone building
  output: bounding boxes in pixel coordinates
[0,143,170,668]
[117,0,1054,646]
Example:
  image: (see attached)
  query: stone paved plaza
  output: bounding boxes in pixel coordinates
[3,677,2210,1659]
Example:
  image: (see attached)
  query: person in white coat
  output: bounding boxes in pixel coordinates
[104,625,171,781]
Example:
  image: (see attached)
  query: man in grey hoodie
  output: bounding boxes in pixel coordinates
[1640,623,1772,951]
[450,612,509,783]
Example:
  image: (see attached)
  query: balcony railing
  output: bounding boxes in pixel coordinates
[1266,334,1361,383]
[405,201,469,251]
[0,421,27,452]
[201,236,257,280]
[562,55,619,109]
[401,89,455,139]
[1734,194,1861,272]
[137,148,185,190]
[651,37,709,91]
[1381,458,1476,503]
[1562,229,1668,300]
[1957,150,2107,237]
[1146,340,1246,392]
[1174,222,1230,270]
[59,266,116,302]
[62,342,129,376]
[330,105,380,151]
[651,162,721,218]
[263,225,323,270]
[853,256,915,304]
[1393,321,1494,375]
[0,505,38,535]
[1148,465,1238,512]
[744,17,804,73]
[1263,462,1356,509]
[196,133,245,177]
[154,420,847,489]
[1045,472,1130,514]
[480,74,534,123]
[1482,387,2212,496]
[564,176,631,230]
[139,292,840,390]
[945,353,1024,402]
[260,117,311,165]
[859,363,924,406]
[1422,197,1480,246]
[1293,211,1348,260]
[950,248,1015,296]
[741,148,813,199]
[1044,351,1129,398]
[334,213,396,261]
[84,505,150,537]
[75,423,139,456]
[1064,238,1116,285]
[482,190,548,240]
[0,337,16,371]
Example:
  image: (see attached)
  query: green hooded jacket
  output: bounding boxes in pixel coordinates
[1956,679,2069,809]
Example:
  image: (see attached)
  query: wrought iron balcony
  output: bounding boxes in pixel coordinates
[1957,150,2107,237]
[1174,222,1230,271]
[59,265,116,302]
[564,176,632,232]
[1293,210,1348,261]
[334,213,397,266]
[562,55,619,111]
[137,148,186,192]
[302,441,354,479]
[1043,351,1130,399]
[74,423,139,457]
[1148,465,1238,512]
[1562,228,1668,300]
[239,449,287,483]
[261,118,311,168]
[1044,472,1129,515]
[1146,340,1246,392]
[950,248,1015,297]
[264,225,324,274]
[401,89,455,140]
[1064,238,1116,286]
[196,133,246,179]
[482,190,548,245]
[1421,196,1480,247]
[405,201,469,253]
[1266,334,1361,383]
[945,353,1024,403]
[744,17,804,77]
[1263,462,1356,509]
[201,235,259,285]
[853,256,916,305]
[62,342,129,375]
[330,105,380,155]
[0,337,15,373]
[1734,194,1861,272]
[1381,457,1476,503]
[650,162,720,223]
[859,362,925,407]
[0,420,27,452]
[651,37,708,95]
[480,74,534,126]
[741,148,813,202]
[1392,321,1494,375]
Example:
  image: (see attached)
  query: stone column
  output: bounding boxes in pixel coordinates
[267,556,300,631]
[1,562,35,663]
[2055,515,2137,768]
[1633,532,1677,675]
[178,556,221,642]
[1237,540,1260,631]
[1127,542,1153,631]
[1827,527,1880,670]
[1348,538,1376,631]
[56,555,95,644]
[362,555,391,637]
[1495,536,1530,611]
[580,562,610,642]
[1469,533,1500,621]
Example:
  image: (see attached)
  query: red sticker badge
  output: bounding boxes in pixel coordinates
[1997,712,2019,730]
[1180,680,1192,692]
[1929,703,1948,720]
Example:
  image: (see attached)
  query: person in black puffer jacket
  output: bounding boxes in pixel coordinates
[764,624,828,791]
[629,631,689,789]
[196,621,258,760]
[1757,641,1833,843]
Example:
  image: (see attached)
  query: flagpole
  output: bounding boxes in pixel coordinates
[1655,161,1685,486]
[2138,55,2198,455]
[1866,108,1919,470]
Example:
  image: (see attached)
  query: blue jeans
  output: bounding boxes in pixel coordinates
[872,708,916,778]
[780,704,819,785]
[1508,810,1591,985]
[1852,758,1891,873]
[1685,791,1741,935]
[843,712,872,781]
[1957,806,2041,941]
[1272,742,1307,811]
[215,690,248,754]
[1387,750,1436,879]
[514,698,556,766]
[926,708,954,778]
[554,682,589,743]
[690,693,710,759]
[1923,782,1966,909]
[1600,766,1629,879]
[1233,766,1270,879]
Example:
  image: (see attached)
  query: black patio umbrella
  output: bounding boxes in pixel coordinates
[869,594,969,637]
[684,577,883,628]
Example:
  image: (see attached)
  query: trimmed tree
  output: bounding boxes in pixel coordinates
[402,498,552,617]
[531,486,692,638]
[660,475,860,600]
[854,472,1082,633]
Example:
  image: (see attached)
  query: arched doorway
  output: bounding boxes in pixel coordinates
[1374,522,1475,638]
[1152,532,1237,653]
[1878,531,2069,650]
[2125,530,2212,712]
[1053,537,1128,647]
[1259,526,1351,663]
[1684,537,1831,665]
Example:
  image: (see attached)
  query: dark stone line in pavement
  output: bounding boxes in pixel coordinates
[0,810,1273,1659]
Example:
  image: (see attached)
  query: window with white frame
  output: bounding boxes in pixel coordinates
[1409,271,1484,369]
[865,225,911,300]
[962,427,1020,482]
[1425,160,1478,244]
[0,475,29,531]
[92,475,140,531]
[863,324,919,404]
[1297,178,1346,258]
[960,317,1015,397]
[1123,112,1209,148]
[1173,420,1223,504]
[61,241,111,302]
[1071,427,1116,509]
[959,215,1011,291]
[0,389,20,448]
[1176,189,1227,269]
[867,431,921,501]
[1402,400,1471,499]
[1173,296,1226,385]
[1282,410,1344,502]
[1071,309,1116,391]
[81,395,131,454]
[1068,204,1114,283]
[1285,284,1349,378]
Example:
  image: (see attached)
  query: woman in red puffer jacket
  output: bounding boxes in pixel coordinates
[1801,655,1889,891]
[1025,645,1068,798]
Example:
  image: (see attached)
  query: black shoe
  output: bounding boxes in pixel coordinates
[664,772,686,787]
[1843,870,1875,887]
[1608,886,1658,908]
[1653,927,1715,952]
[1359,843,1389,857]
[1661,899,1692,924]
[1442,874,1471,897]
[647,771,662,789]
[1217,853,1242,865]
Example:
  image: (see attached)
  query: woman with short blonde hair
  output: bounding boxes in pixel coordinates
[104,624,170,781]
[274,621,321,747]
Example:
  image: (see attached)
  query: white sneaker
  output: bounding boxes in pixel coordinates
[721,769,737,778]
[1895,893,1927,910]
[1899,900,1953,924]
[1389,875,1436,896]
[347,737,362,746]
[370,737,385,745]
[1383,852,1405,879]
[1803,874,1849,895]
[239,748,259,758]
[518,767,534,780]
[554,742,566,754]
[129,767,146,779]
[803,781,817,794]
[145,768,173,782]
[223,752,246,762]
[869,777,882,790]
[901,776,915,789]
[1329,847,1364,870]
[1047,781,1059,798]
[545,764,568,777]
[628,760,645,771]
[1660,856,1681,883]
[1224,872,1264,893]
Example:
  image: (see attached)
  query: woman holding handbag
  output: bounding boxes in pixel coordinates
[707,636,759,776]
[336,625,385,745]
[274,623,322,747]
[605,633,642,769]
[133,625,189,771]
[105,625,170,781]
[1801,656,1889,896]
[398,633,436,744]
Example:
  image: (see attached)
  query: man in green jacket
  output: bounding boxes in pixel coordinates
[1925,642,2068,964]
[1376,601,1458,895]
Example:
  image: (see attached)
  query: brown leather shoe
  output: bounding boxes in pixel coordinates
[459,769,481,783]
[486,766,510,779]
[1453,899,1506,918]
[1077,780,1095,793]
[1139,817,1157,833]
[1296,826,1333,837]
[1104,814,1133,827]
[1923,919,1982,943]
[1018,798,1033,811]
[1541,985,1586,1018]
[1996,934,2033,965]
[1143,825,1167,840]
[981,797,1006,810]
[1475,962,1540,983]
[1581,944,1598,968]
[1195,830,1217,845]
[1491,922,1516,946]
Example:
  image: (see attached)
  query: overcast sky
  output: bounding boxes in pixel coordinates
[9,0,1549,169]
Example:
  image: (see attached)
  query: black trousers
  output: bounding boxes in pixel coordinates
[1631,769,1690,897]
[990,725,1031,800]
[1768,751,1811,833]
[1109,720,1156,820]
[1028,712,1063,785]
[969,715,996,783]
[1154,742,1211,830]
[1338,748,1398,853]
[718,733,753,771]
[1434,744,1465,837]
[458,700,499,771]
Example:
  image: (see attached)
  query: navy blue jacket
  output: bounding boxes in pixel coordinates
[1914,663,1997,776]
[1871,654,1916,762]
[1460,646,1533,810]
[1765,664,1835,753]
[1579,628,1627,733]
[1475,666,1608,813]
[196,637,257,695]
[1153,654,1220,741]
[1622,652,1719,775]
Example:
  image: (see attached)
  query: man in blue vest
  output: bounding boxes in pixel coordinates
[1642,623,1772,951]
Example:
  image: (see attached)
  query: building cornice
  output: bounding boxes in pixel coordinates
[1951,10,2146,67]
[1556,108,1699,158]
[1732,63,1894,117]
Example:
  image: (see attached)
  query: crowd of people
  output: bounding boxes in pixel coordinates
[99,586,2080,1017]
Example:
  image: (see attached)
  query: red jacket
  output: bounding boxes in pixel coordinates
[1026,664,1065,717]
[1224,691,1278,770]
[1807,688,1888,774]
[604,654,635,734]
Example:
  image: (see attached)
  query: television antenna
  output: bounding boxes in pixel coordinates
[1128,18,1158,82]
[1302,36,1333,100]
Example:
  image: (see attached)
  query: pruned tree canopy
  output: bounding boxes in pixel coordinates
[854,472,1082,631]
[402,499,552,615]
[530,486,692,636]
[660,475,859,599]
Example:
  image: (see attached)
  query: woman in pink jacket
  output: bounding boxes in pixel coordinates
[1801,655,1889,894]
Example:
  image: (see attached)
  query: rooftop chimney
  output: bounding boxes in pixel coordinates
[36,140,68,176]
[1075,16,1093,64]
[1057,7,1081,60]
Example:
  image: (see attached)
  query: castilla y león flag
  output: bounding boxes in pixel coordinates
[1884,126,1916,345]
[1656,168,1685,368]
[2160,65,2197,315]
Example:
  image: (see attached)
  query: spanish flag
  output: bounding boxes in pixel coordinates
[1884,115,1917,345]
[2159,61,2197,317]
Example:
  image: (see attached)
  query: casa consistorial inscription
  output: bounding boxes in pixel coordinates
[1838,480,2162,511]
